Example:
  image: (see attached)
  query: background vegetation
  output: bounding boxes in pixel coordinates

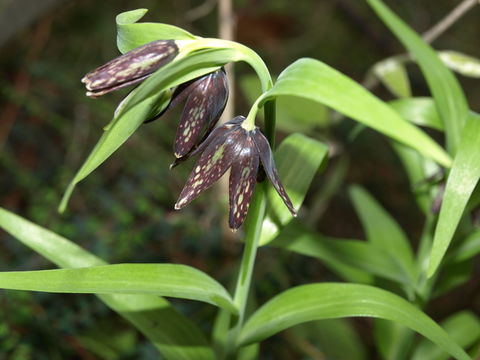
[0,0,479,358]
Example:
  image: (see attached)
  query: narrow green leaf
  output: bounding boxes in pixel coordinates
[374,320,415,360]
[373,57,411,98]
[0,208,215,360]
[261,58,451,167]
[428,114,480,276]
[439,51,480,79]
[259,133,328,246]
[0,264,236,313]
[390,142,439,213]
[239,283,470,360]
[412,311,480,360]
[388,98,442,213]
[449,231,480,263]
[366,0,469,154]
[389,97,443,131]
[349,186,417,290]
[116,9,196,54]
[292,319,367,360]
[272,223,375,284]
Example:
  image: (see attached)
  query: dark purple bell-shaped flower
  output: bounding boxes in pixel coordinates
[175,116,296,230]
[167,69,229,158]
[82,40,178,97]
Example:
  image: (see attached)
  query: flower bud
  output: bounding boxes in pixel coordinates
[82,40,178,97]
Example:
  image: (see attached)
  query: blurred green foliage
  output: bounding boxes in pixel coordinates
[0,0,479,358]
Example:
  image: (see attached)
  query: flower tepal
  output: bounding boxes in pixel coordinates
[169,69,229,158]
[175,116,297,229]
[82,40,178,97]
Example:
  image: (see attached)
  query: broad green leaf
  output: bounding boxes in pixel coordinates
[412,311,480,360]
[373,57,411,98]
[439,51,480,79]
[0,208,214,360]
[292,319,367,360]
[366,0,469,154]
[259,133,328,246]
[0,264,236,313]
[349,186,417,292]
[116,9,196,54]
[239,283,470,360]
[260,58,451,167]
[429,114,480,276]
[389,97,443,131]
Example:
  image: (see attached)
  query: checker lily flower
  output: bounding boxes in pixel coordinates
[175,116,297,230]
[82,40,178,97]
[82,39,229,158]
[165,68,229,158]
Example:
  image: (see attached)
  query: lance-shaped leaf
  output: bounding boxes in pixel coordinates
[366,0,469,154]
[389,97,443,131]
[238,283,470,360]
[116,9,196,54]
[429,114,480,276]
[257,58,451,168]
[439,51,480,79]
[412,311,480,360]
[258,133,328,246]
[0,264,236,313]
[82,40,178,97]
[0,207,214,360]
[372,57,411,98]
[349,186,417,293]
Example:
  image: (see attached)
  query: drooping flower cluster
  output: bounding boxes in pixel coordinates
[175,116,296,229]
[82,40,295,229]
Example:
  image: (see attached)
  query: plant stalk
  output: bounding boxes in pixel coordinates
[224,185,267,357]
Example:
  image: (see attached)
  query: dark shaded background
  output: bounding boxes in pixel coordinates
[0,0,479,358]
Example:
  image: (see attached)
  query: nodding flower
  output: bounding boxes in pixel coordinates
[167,69,229,158]
[81,40,178,97]
[175,116,296,230]
[82,40,229,159]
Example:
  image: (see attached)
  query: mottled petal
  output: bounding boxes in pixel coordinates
[174,69,229,157]
[82,40,178,97]
[251,129,297,216]
[175,127,246,209]
[228,136,259,229]
[170,119,239,169]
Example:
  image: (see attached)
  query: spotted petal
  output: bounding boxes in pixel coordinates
[82,40,178,97]
[175,126,246,209]
[170,118,238,169]
[251,129,297,216]
[174,69,229,157]
[229,136,259,229]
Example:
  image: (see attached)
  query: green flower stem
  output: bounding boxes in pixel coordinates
[224,184,267,358]
[179,38,276,144]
